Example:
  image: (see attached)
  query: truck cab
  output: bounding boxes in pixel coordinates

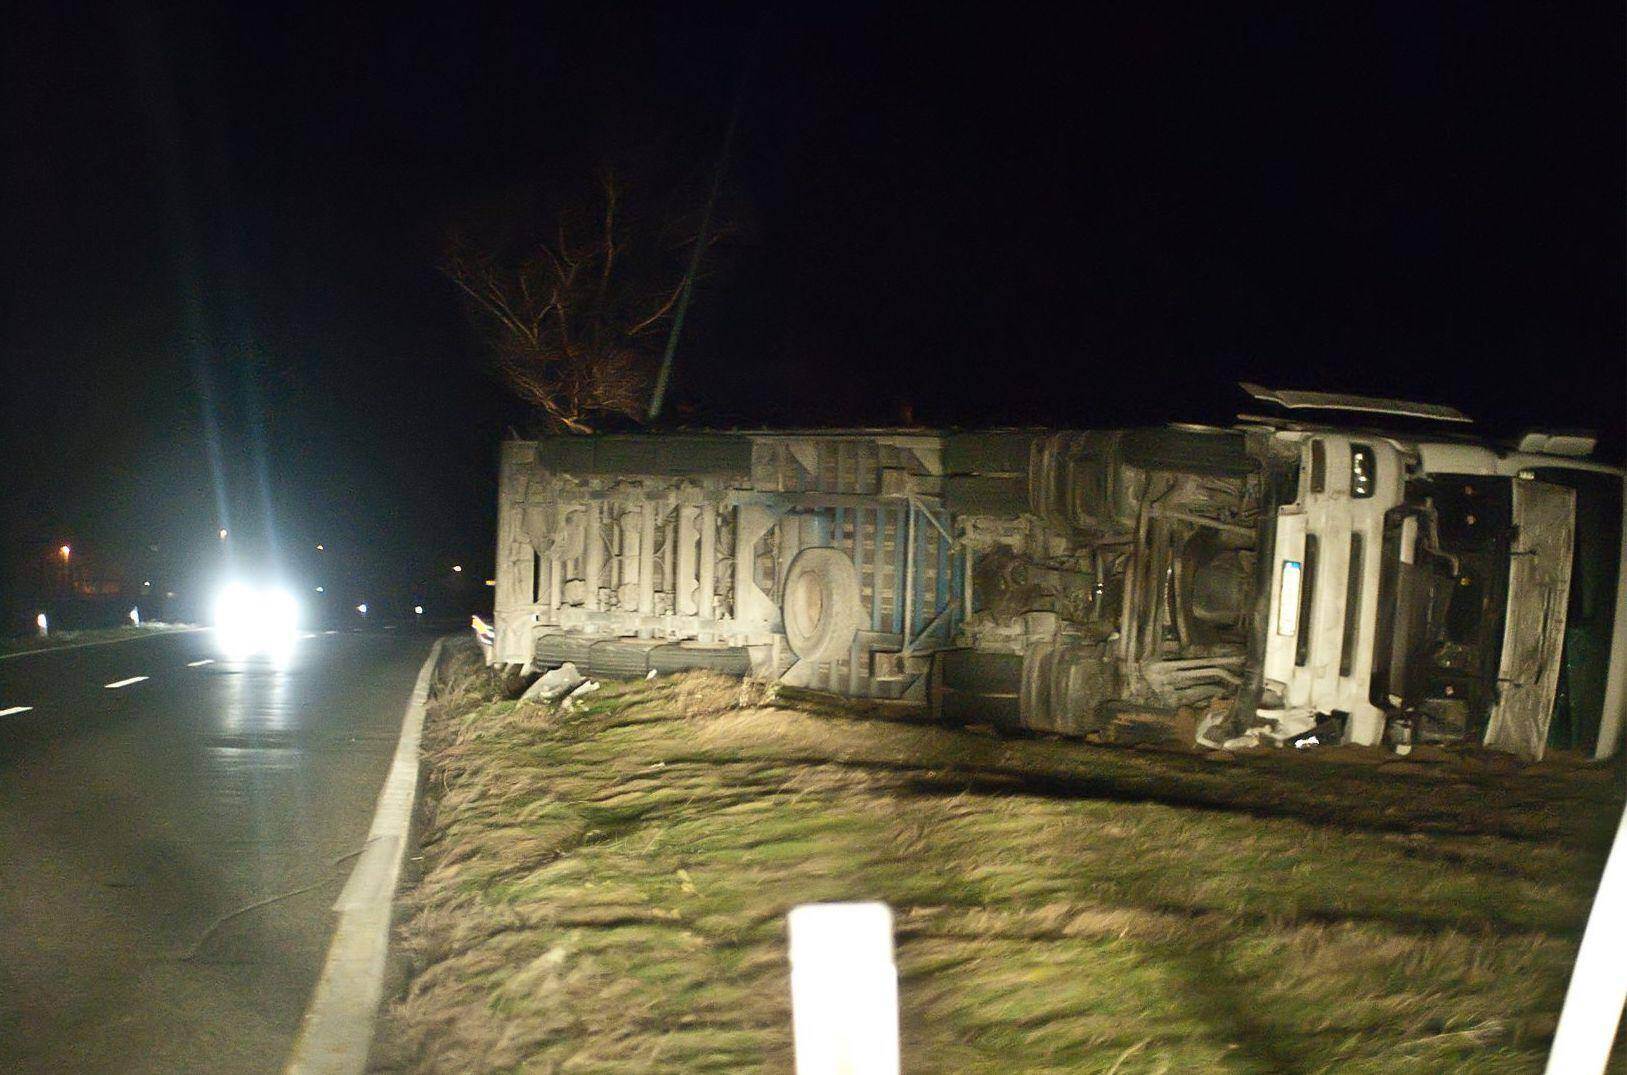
[1247,392,1623,759]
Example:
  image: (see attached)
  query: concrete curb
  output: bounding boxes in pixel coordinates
[285,637,444,1074]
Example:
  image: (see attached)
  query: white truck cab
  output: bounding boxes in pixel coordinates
[1248,389,1624,759]
[1258,432,1399,745]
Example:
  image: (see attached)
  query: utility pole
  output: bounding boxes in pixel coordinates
[647,23,759,422]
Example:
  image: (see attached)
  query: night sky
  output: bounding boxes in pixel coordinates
[3,3,1622,622]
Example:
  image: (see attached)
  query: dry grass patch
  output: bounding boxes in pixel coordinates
[377,640,1623,1073]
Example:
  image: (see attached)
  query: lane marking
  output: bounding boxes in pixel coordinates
[286,637,443,1075]
[0,706,33,717]
[103,676,150,689]
[0,626,205,662]
[187,658,215,667]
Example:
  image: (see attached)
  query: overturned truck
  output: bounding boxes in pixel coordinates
[489,389,1627,760]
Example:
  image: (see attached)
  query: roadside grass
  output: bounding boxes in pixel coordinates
[0,623,192,657]
[379,639,1624,1073]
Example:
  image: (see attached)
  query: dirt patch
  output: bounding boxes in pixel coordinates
[376,640,1623,1072]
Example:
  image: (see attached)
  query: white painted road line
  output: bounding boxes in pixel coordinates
[285,638,443,1075]
[103,676,150,690]
[186,658,215,667]
[0,706,33,717]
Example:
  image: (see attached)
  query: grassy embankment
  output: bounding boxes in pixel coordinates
[380,639,1624,1073]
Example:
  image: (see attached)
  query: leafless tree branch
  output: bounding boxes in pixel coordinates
[442,171,714,433]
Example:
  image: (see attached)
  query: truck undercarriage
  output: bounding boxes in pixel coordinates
[490,418,1626,761]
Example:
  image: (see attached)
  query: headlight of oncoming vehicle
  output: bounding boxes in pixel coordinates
[214,583,301,659]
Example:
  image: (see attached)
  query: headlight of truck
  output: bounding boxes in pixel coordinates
[1350,444,1375,498]
[1276,560,1303,637]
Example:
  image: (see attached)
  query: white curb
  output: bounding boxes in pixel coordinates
[285,637,443,1074]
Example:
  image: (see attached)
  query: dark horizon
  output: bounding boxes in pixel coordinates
[4,3,1622,626]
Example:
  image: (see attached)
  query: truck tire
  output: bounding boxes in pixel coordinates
[588,639,660,679]
[648,642,754,676]
[781,547,864,663]
[535,633,595,669]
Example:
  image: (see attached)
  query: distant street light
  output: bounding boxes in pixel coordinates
[485,579,496,587]
[414,605,424,615]
[219,529,229,541]
[315,586,325,593]
[315,544,325,551]
[356,603,368,616]
[36,612,48,637]
[452,564,463,573]
[59,545,71,563]
[128,607,140,626]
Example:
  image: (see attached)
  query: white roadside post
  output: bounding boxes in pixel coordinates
[787,902,900,1075]
[1546,796,1627,1074]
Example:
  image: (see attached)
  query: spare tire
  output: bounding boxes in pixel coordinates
[781,547,864,663]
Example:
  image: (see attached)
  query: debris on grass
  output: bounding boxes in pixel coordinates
[378,639,1624,1073]
[521,661,584,703]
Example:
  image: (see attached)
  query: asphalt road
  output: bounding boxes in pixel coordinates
[0,627,435,1074]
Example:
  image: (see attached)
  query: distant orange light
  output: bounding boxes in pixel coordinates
[59,545,71,562]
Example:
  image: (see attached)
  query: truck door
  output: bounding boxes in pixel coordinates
[1484,479,1576,759]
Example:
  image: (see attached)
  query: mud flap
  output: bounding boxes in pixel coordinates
[1484,480,1575,759]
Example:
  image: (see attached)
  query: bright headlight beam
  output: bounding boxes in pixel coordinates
[214,582,302,660]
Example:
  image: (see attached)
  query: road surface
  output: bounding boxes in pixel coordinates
[0,627,435,1073]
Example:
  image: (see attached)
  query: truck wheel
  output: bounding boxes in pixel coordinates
[588,639,661,679]
[649,642,754,676]
[781,547,864,663]
[535,633,595,669]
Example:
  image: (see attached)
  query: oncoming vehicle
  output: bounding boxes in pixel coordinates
[486,386,1626,760]
[213,581,302,661]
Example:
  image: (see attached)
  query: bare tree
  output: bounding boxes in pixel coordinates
[443,172,713,433]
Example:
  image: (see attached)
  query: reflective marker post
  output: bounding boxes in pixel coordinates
[788,902,900,1075]
[1546,798,1627,1074]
